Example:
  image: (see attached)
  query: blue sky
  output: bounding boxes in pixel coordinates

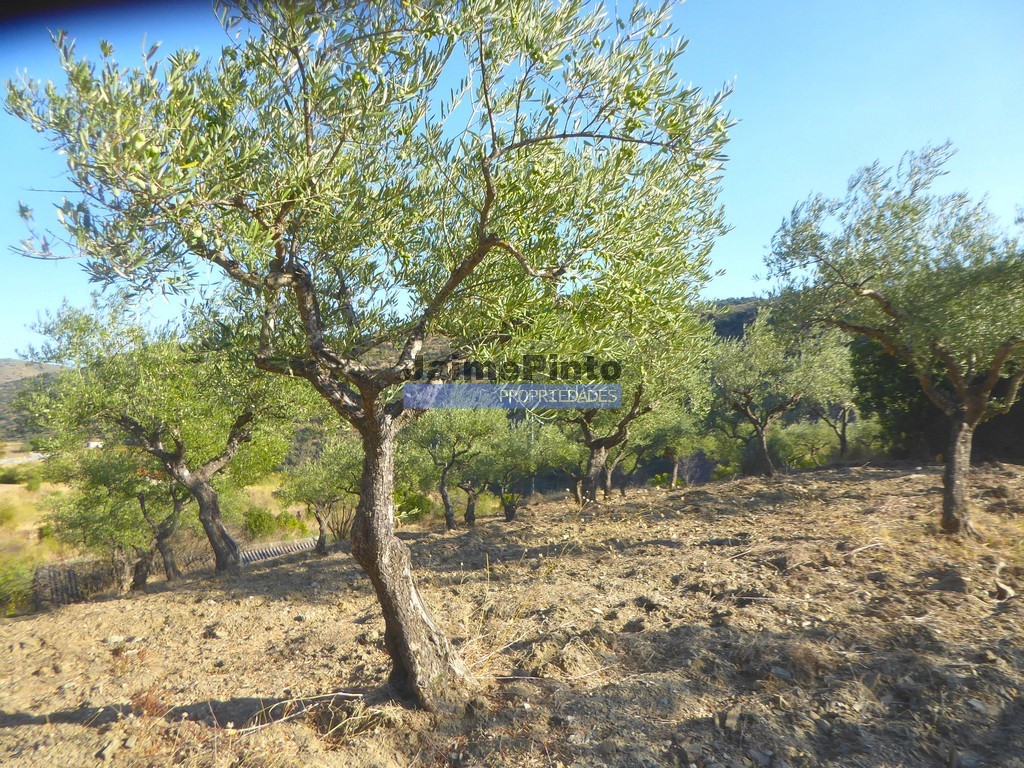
[1,0,1022,359]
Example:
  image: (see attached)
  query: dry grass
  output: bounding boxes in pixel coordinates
[243,479,288,516]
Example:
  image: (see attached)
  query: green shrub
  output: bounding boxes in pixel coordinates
[37,523,55,541]
[276,511,307,536]
[770,421,838,470]
[242,506,277,540]
[395,489,432,522]
[846,417,884,461]
[648,472,671,487]
[23,470,42,493]
[0,467,21,484]
[0,555,36,616]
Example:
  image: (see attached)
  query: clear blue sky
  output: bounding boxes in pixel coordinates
[1,0,1022,359]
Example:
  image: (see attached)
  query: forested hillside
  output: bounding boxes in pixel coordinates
[0,360,60,441]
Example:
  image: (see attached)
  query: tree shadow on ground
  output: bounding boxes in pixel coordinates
[0,687,388,732]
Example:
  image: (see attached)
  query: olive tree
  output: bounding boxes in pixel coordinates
[709,311,841,476]
[557,320,714,503]
[802,338,858,459]
[7,0,730,709]
[630,402,706,488]
[401,409,504,530]
[277,429,362,554]
[769,144,1024,534]
[22,304,293,570]
[44,447,189,591]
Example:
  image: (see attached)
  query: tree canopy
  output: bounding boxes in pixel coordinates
[769,144,1024,532]
[7,0,731,709]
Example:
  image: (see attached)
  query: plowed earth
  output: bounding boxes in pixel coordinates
[2,463,1022,767]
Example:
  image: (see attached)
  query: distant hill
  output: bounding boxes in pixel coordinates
[0,359,62,442]
[710,296,764,338]
[0,360,60,387]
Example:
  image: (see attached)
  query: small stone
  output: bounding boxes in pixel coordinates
[994,581,1016,600]
[979,650,1001,664]
[967,698,993,716]
[104,636,126,645]
[770,666,794,682]
[597,738,620,757]
[749,749,773,767]
[681,743,703,761]
[719,707,743,732]
[294,614,306,622]
[96,740,119,760]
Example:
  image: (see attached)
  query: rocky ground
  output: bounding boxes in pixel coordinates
[1,463,1022,767]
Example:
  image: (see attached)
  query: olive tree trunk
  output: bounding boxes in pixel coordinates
[351,421,470,711]
[155,524,182,581]
[582,446,608,504]
[131,545,156,591]
[185,479,241,572]
[754,426,776,478]
[601,459,616,500]
[139,491,183,581]
[941,416,978,535]
[496,483,518,522]
[439,466,457,531]
[460,486,481,527]
[571,477,584,506]
[313,506,331,555]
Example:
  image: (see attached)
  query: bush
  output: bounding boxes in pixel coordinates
[846,417,884,461]
[0,555,36,616]
[0,500,14,527]
[770,421,838,470]
[23,469,42,493]
[276,511,307,536]
[649,472,671,487]
[242,506,278,540]
[0,467,21,484]
[241,506,309,540]
[395,489,432,522]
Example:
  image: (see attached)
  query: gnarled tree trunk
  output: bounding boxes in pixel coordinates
[186,479,241,572]
[941,415,978,535]
[439,466,456,531]
[754,425,775,478]
[496,483,518,522]
[155,531,182,582]
[132,545,156,591]
[351,419,470,711]
[139,491,183,582]
[582,445,608,504]
[601,459,616,500]
[313,505,331,555]
[459,484,481,527]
